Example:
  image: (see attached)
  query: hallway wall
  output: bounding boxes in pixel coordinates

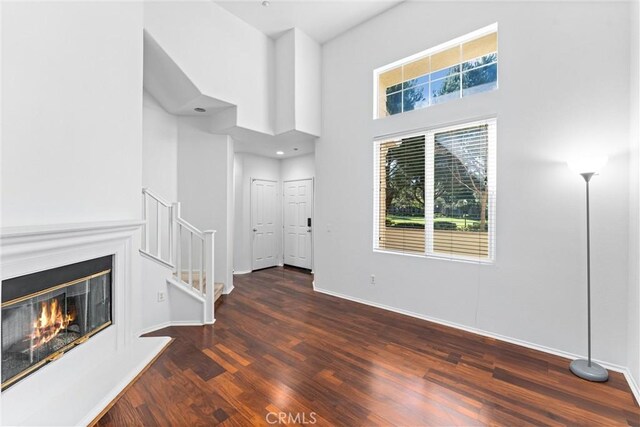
[143,90,178,201]
[233,152,316,274]
[178,118,234,292]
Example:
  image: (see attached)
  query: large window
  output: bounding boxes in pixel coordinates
[374,119,496,261]
[374,25,498,118]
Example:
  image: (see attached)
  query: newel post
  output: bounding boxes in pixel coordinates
[142,188,149,252]
[203,230,216,324]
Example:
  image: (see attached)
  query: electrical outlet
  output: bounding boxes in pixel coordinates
[157,291,166,302]
[370,274,375,285]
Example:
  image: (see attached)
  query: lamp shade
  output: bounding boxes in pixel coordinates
[567,156,608,175]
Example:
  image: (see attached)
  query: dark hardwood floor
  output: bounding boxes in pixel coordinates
[97,267,639,426]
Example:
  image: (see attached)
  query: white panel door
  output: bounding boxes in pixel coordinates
[251,179,278,271]
[283,179,313,269]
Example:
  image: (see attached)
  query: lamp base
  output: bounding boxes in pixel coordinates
[570,359,608,382]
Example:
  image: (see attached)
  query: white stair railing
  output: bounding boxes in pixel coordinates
[141,187,174,268]
[173,202,205,295]
[141,188,216,324]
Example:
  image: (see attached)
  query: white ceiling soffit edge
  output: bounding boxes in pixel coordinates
[214,0,405,44]
[143,30,234,116]
[143,29,316,159]
[215,120,317,159]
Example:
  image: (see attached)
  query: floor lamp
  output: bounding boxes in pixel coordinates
[567,156,609,382]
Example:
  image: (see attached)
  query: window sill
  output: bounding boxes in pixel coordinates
[372,248,494,265]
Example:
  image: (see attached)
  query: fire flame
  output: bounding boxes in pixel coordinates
[30,299,74,349]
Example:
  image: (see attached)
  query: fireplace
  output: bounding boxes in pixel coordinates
[1,256,113,390]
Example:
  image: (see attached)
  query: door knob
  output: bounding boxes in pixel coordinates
[253,228,257,232]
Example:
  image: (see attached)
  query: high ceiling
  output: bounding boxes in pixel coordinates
[215,0,403,44]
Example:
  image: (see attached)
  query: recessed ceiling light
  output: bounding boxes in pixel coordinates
[194,107,206,113]
[276,151,284,155]
[262,0,270,6]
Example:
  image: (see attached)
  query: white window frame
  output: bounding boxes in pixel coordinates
[373,23,498,119]
[373,118,497,264]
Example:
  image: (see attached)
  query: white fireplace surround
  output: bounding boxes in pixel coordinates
[0,221,171,426]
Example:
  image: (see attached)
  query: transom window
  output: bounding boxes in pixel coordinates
[374,25,498,118]
[374,119,496,261]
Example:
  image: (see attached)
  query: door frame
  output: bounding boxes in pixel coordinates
[250,177,279,272]
[282,177,314,272]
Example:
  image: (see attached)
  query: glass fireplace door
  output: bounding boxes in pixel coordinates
[1,265,112,390]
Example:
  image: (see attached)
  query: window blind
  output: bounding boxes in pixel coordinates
[374,119,496,261]
[376,135,426,254]
[427,120,496,260]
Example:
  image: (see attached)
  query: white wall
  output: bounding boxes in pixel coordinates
[275,30,296,134]
[274,29,322,137]
[139,257,171,331]
[281,153,316,182]
[143,90,178,201]
[233,154,246,273]
[294,29,322,137]
[2,1,143,227]
[177,118,234,292]
[144,1,274,135]
[233,153,282,273]
[140,90,179,331]
[317,1,632,367]
[628,0,640,391]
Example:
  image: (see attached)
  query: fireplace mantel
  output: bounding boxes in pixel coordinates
[0,220,171,426]
[1,220,144,259]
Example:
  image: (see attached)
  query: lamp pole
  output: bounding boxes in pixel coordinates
[582,172,594,367]
[569,172,608,382]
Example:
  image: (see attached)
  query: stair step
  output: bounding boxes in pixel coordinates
[214,282,224,301]
[179,272,224,301]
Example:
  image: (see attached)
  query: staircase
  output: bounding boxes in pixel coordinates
[178,272,224,304]
[140,187,223,324]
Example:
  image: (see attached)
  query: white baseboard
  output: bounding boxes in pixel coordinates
[137,320,207,336]
[223,284,235,295]
[313,285,639,403]
[623,369,640,405]
[233,270,251,275]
